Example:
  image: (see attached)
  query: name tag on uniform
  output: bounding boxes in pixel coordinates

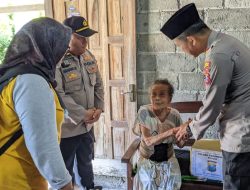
[62,67,77,73]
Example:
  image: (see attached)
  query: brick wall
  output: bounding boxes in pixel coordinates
[136,0,250,138]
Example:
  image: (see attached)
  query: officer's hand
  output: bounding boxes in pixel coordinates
[93,109,102,120]
[85,109,102,124]
[175,123,189,142]
[84,108,96,121]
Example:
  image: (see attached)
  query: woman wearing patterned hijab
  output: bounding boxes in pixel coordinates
[0,17,73,190]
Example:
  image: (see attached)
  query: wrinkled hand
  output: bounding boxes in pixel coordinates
[144,138,153,147]
[175,122,189,142]
[85,109,102,124]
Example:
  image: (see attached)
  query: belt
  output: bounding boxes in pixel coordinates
[149,143,170,162]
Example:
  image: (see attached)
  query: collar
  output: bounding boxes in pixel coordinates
[65,52,80,62]
[206,30,221,51]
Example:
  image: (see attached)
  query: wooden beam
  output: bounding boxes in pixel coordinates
[0,4,44,13]
[101,0,114,159]
[52,0,66,22]
[170,101,203,113]
[121,137,140,163]
[44,0,53,18]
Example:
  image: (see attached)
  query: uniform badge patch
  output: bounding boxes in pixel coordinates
[67,72,78,80]
[86,64,98,73]
[203,61,211,86]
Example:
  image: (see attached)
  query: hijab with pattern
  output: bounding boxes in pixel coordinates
[0,17,72,87]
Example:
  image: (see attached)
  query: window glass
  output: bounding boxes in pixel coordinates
[0,1,45,63]
[0,0,44,7]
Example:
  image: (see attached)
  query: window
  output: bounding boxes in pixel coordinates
[0,0,47,63]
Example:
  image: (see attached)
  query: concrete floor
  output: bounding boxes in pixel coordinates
[74,158,127,190]
[49,158,127,190]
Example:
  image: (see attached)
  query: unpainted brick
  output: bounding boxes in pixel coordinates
[137,34,175,53]
[179,73,204,91]
[172,91,197,102]
[156,72,179,89]
[180,0,223,8]
[160,11,177,28]
[207,9,250,30]
[137,54,157,71]
[156,53,197,72]
[137,72,156,91]
[137,12,161,33]
[197,91,206,100]
[137,91,150,107]
[137,0,178,12]
[225,0,250,8]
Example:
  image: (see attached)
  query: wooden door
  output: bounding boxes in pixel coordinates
[51,0,137,159]
[101,0,137,159]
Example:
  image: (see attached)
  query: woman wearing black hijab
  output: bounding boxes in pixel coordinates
[0,17,73,190]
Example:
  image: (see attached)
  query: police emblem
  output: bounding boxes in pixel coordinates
[83,20,88,27]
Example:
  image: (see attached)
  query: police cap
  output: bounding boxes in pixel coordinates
[63,16,97,37]
[161,3,201,40]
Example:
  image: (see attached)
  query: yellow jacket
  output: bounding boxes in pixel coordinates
[0,76,64,190]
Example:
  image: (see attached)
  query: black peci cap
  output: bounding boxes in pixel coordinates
[161,3,201,40]
[63,16,97,37]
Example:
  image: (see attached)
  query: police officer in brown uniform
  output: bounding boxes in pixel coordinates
[55,16,104,190]
[161,3,250,190]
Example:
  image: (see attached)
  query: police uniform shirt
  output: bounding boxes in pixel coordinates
[55,50,104,138]
[189,30,250,153]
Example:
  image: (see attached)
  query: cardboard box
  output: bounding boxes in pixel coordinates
[190,139,223,181]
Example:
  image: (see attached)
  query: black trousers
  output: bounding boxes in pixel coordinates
[222,150,250,190]
[60,128,95,189]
